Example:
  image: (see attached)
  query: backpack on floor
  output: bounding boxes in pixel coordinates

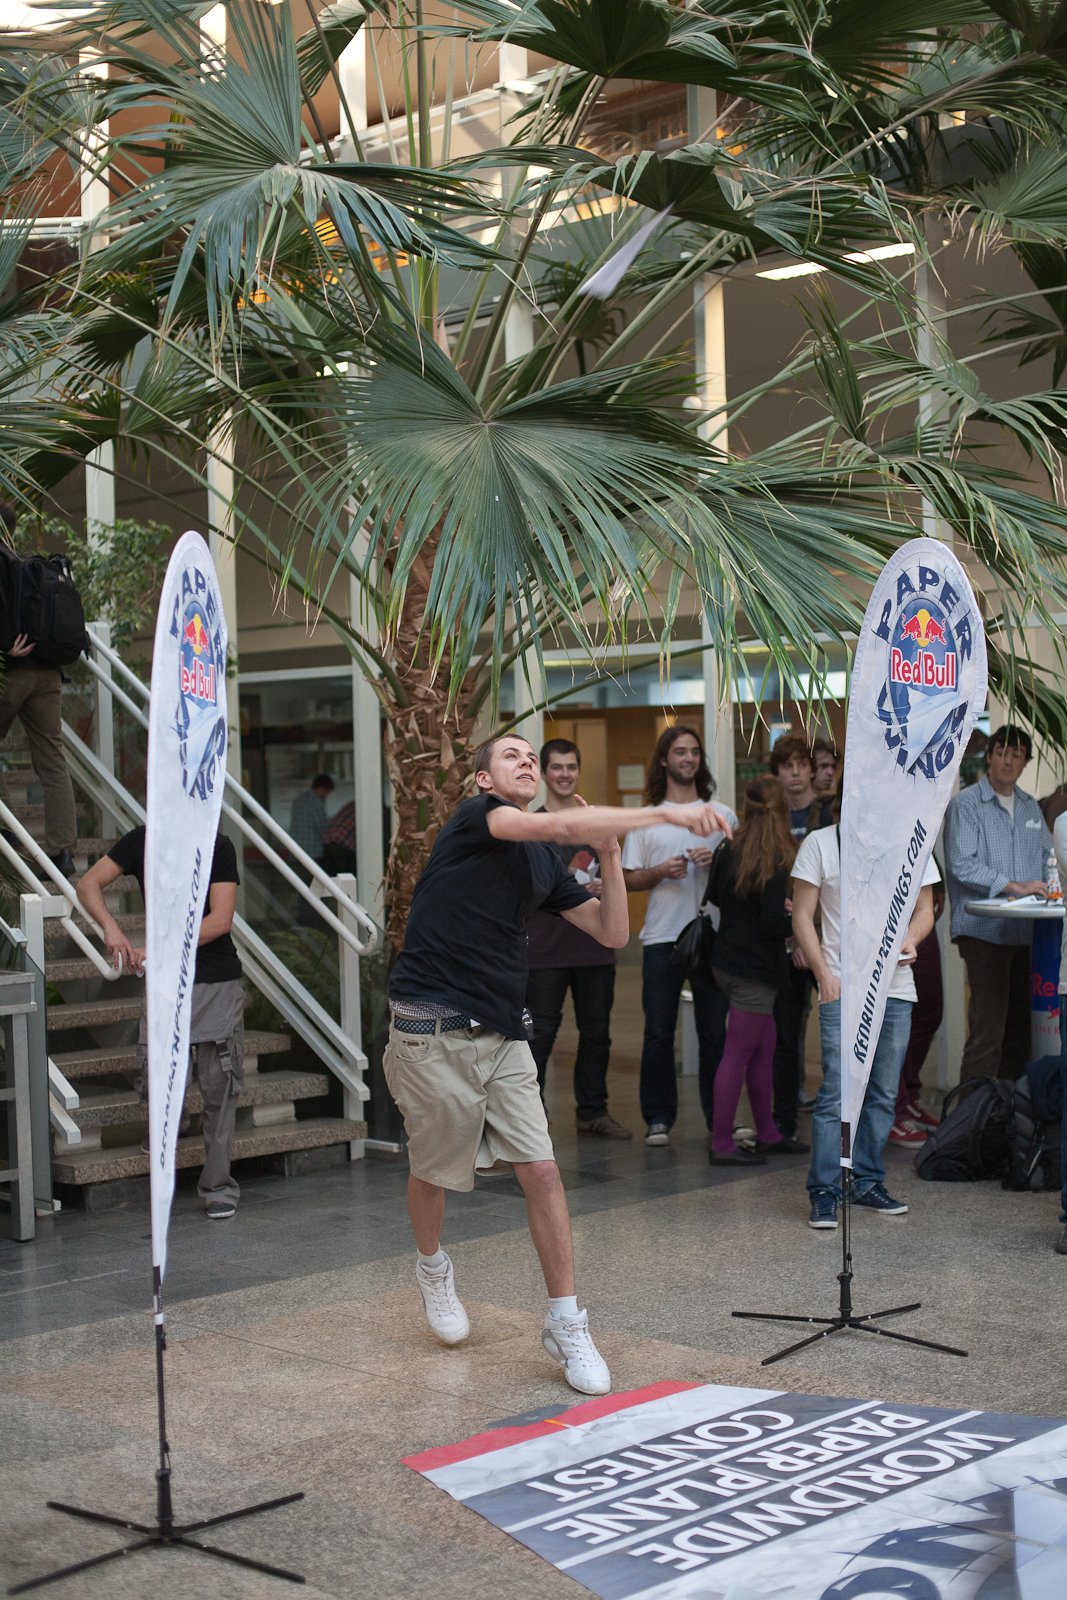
[1003,1056,1063,1193]
[0,546,89,668]
[913,1077,1014,1182]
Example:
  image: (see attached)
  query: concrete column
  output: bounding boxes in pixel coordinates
[915,237,967,1093]
[348,566,385,929]
[206,420,242,786]
[338,30,368,152]
[503,301,544,753]
[686,85,735,807]
[79,59,114,581]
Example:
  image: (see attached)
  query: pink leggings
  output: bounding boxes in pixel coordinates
[710,1005,781,1155]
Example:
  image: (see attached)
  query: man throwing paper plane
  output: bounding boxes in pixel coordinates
[386,732,732,1395]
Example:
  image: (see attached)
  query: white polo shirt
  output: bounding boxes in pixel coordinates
[621,800,738,945]
[793,825,940,1003]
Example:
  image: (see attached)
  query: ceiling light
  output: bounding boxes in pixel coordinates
[756,242,916,280]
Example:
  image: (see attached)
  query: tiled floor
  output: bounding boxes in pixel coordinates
[2,977,1065,1598]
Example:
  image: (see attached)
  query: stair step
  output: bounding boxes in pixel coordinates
[44,911,144,946]
[52,1116,365,1184]
[7,805,98,831]
[70,1070,331,1128]
[48,996,144,1030]
[52,1031,290,1078]
[47,956,131,983]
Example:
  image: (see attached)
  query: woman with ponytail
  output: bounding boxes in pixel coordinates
[706,776,800,1165]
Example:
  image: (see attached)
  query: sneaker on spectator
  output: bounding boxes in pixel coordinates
[887,1118,927,1148]
[205,1199,236,1221]
[904,1098,938,1131]
[733,1123,756,1146]
[644,1123,670,1147]
[542,1308,610,1395]
[577,1114,632,1140]
[1055,1226,1067,1256]
[798,1090,817,1111]
[808,1192,838,1230]
[415,1254,469,1345]
[853,1182,908,1215]
[756,1135,810,1155]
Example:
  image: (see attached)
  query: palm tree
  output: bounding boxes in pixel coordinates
[4,1,1067,943]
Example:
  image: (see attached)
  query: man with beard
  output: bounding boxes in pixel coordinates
[621,726,737,1149]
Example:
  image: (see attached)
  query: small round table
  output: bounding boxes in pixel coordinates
[964,898,1064,1057]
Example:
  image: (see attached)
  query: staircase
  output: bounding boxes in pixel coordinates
[1,744,367,1211]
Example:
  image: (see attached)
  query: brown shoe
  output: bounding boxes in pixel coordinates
[577,1114,633,1140]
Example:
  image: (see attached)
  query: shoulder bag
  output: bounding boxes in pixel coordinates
[670,842,724,980]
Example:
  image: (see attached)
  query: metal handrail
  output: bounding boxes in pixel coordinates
[57,727,371,1078]
[0,803,122,982]
[78,635,379,953]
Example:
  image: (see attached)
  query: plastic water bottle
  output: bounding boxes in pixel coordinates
[1046,848,1062,902]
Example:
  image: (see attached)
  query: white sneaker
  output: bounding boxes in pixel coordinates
[415,1254,469,1345]
[542,1309,611,1395]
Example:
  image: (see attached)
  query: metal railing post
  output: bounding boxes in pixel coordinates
[18,894,54,1210]
[336,872,367,1159]
[0,977,38,1241]
[89,620,118,839]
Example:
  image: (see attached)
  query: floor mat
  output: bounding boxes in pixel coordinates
[406,1379,1067,1598]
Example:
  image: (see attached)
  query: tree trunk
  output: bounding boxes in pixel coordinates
[380,550,483,958]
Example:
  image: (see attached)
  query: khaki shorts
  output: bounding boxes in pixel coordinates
[382,1023,554,1192]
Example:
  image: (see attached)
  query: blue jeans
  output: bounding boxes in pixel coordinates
[1058,1006,1067,1226]
[639,942,726,1130]
[808,997,913,1199]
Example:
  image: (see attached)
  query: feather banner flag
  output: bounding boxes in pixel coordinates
[145,532,228,1288]
[839,538,986,1161]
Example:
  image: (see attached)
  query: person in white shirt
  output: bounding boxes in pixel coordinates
[621,726,738,1148]
[791,805,936,1231]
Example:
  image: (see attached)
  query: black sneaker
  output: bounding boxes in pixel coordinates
[205,1200,236,1221]
[808,1191,839,1230]
[644,1123,671,1147]
[756,1135,810,1155]
[49,848,75,877]
[1055,1226,1067,1256]
[709,1145,767,1166]
[853,1182,908,1215]
[577,1114,632,1140]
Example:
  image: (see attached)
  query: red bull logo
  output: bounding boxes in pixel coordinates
[899,609,946,646]
[890,647,956,689]
[183,612,208,654]
[889,604,956,690]
[179,601,217,706]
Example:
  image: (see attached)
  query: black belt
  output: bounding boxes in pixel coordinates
[392,1013,482,1036]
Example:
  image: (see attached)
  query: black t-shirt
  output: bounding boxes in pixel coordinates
[526,810,614,972]
[788,799,834,840]
[107,826,242,985]
[389,794,592,1037]
[708,844,793,990]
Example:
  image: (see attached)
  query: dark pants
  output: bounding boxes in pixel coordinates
[526,964,616,1120]
[639,942,727,1131]
[957,937,1031,1082]
[896,927,943,1117]
[0,663,77,855]
[773,964,813,1138]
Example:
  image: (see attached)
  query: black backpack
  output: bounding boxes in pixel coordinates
[1003,1057,1063,1193]
[913,1077,1014,1182]
[0,546,90,668]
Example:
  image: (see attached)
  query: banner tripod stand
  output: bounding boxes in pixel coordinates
[732,1168,969,1367]
[9,1278,306,1596]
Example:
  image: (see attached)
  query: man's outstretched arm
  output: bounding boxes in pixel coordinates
[487,799,732,845]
